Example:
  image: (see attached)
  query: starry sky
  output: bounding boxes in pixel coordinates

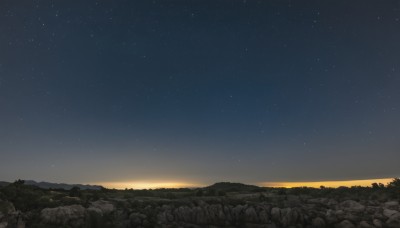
[1,0,399,187]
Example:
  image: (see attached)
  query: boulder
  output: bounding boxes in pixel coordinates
[0,200,15,214]
[335,210,346,221]
[60,196,81,204]
[383,209,398,218]
[307,198,329,205]
[244,206,258,222]
[372,219,383,228]
[266,224,277,228]
[258,209,269,223]
[372,208,386,220]
[335,220,355,228]
[270,207,281,223]
[208,204,225,223]
[174,205,192,222]
[40,205,86,226]
[88,200,115,216]
[281,208,299,226]
[328,199,339,207]
[157,207,176,225]
[16,217,25,228]
[365,206,379,214]
[386,213,400,228]
[285,195,302,207]
[232,204,245,223]
[340,200,365,213]
[129,213,146,227]
[326,209,338,224]
[223,205,233,222]
[343,213,362,223]
[312,217,325,228]
[358,221,374,228]
[384,201,399,210]
[193,206,207,224]
[87,207,102,216]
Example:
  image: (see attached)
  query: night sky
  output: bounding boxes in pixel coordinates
[1,0,400,187]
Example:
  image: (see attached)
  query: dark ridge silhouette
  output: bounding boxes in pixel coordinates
[204,182,262,192]
[0,181,10,187]
[23,180,103,190]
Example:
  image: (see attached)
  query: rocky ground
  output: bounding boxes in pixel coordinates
[0,181,399,227]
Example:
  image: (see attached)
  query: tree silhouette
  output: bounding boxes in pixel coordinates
[69,186,82,197]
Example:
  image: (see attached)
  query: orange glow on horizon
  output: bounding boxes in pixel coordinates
[92,178,395,189]
[95,181,200,189]
[259,178,394,188]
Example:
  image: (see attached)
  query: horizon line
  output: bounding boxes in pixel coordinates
[92,177,396,190]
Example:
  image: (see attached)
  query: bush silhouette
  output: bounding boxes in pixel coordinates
[69,186,82,197]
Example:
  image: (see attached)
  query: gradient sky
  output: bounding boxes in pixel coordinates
[1,0,399,187]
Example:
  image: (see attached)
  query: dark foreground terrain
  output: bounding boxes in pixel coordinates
[0,179,399,228]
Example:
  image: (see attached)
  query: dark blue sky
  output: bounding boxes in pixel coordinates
[1,0,399,186]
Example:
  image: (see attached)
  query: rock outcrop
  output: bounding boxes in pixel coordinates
[40,204,86,227]
[1,196,399,227]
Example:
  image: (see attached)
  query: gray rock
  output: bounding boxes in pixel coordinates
[0,200,15,214]
[335,210,346,221]
[307,198,329,205]
[232,204,245,222]
[335,220,355,228]
[16,217,25,228]
[271,207,281,222]
[209,204,225,222]
[245,206,258,222]
[174,206,192,222]
[358,221,374,228]
[312,217,325,228]
[285,195,302,207]
[340,200,365,213]
[373,209,386,220]
[326,209,338,224]
[281,208,299,226]
[193,206,207,224]
[223,205,233,222]
[40,205,86,226]
[383,209,398,218]
[372,219,383,228]
[87,206,102,216]
[365,206,379,214]
[259,210,269,223]
[88,200,115,216]
[384,201,399,210]
[344,213,362,223]
[328,199,339,207]
[386,213,400,228]
[156,211,168,224]
[129,213,146,226]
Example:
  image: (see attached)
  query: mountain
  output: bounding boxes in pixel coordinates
[204,182,262,192]
[0,181,10,187]
[23,180,103,190]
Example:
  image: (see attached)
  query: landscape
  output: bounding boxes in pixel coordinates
[1,0,400,227]
[0,179,400,227]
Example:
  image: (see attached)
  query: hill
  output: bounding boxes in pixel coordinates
[0,181,10,187]
[204,182,262,192]
[23,180,103,190]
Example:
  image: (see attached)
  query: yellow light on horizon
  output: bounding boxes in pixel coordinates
[259,178,394,188]
[95,181,200,190]
[92,178,396,190]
